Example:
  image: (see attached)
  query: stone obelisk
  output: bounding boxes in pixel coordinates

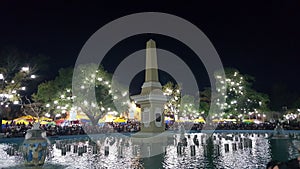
[132,39,167,133]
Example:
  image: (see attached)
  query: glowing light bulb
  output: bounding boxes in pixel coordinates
[21,67,29,72]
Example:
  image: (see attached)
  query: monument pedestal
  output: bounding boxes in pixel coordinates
[132,92,167,133]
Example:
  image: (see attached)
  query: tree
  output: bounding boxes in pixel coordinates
[34,64,130,127]
[162,82,181,120]
[199,87,211,118]
[0,49,39,132]
[33,67,73,118]
[213,68,270,121]
[179,95,199,120]
[21,97,49,121]
[72,64,117,126]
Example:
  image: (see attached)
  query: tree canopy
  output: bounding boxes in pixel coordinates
[212,68,270,120]
[33,64,130,126]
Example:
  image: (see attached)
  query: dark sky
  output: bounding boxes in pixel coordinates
[1,1,300,109]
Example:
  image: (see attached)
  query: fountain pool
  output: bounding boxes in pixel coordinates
[1,130,300,169]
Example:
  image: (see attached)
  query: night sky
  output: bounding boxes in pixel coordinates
[1,1,300,110]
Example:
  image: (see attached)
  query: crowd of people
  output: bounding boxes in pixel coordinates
[1,120,300,138]
[1,120,142,138]
[166,121,300,131]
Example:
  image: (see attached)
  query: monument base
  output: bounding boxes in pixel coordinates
[140,121,165,133]
[131,131,170,158]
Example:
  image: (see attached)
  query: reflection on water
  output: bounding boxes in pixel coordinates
[1,132,300,169]
[269,138,299,162]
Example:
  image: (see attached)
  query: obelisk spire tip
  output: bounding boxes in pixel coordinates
[147,39,156,48]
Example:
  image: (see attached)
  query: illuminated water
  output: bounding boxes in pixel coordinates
[1,131,300,169]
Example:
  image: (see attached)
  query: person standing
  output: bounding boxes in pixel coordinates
[267,157,300,169]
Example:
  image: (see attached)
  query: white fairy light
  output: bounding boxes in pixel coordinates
[21,67,29,72]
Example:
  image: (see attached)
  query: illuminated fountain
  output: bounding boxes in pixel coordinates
[0,132,293,168]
